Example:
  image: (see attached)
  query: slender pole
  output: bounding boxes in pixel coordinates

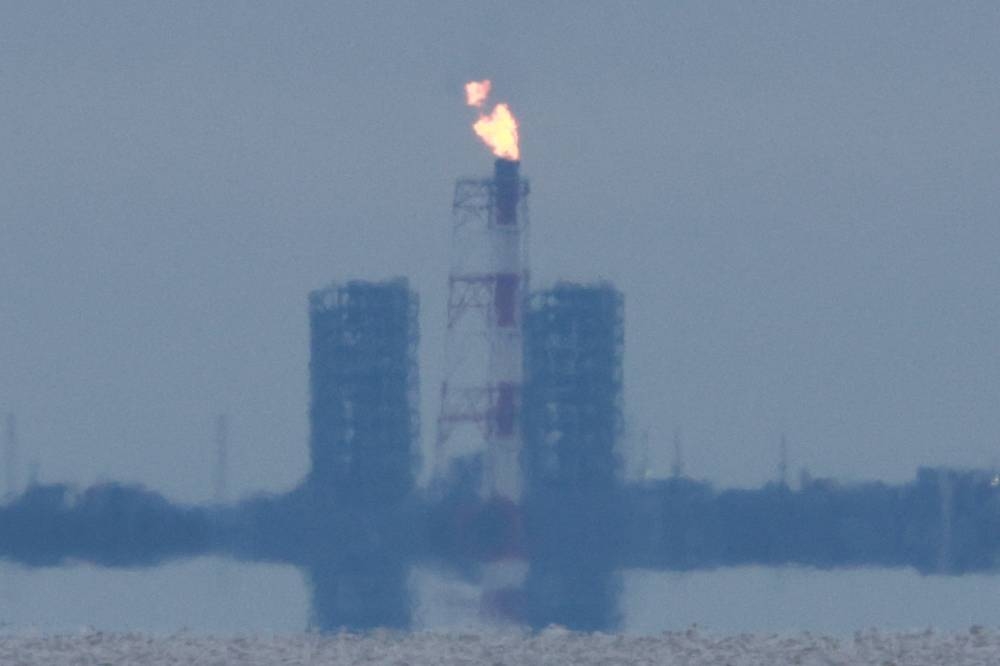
[778,433,788,488]
[4,413,18,498]
[213,413,228,503]
[671,427,684,479]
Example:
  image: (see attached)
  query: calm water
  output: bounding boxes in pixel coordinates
[0,559,309,633]
[0,561,997,634]
[623,568,1000,634]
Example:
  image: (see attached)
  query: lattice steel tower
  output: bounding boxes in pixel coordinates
[308,278,419,505]
[435,159,530,504]
[522,282,625,630]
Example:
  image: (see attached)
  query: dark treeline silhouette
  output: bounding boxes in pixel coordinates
[1,465,998,631]
[0,482,211,567]
[620,467,1000,574]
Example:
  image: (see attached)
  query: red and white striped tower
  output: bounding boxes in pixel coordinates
[484,158,525,503]
[435,157,530,621]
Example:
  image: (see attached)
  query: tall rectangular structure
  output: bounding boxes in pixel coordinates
[522,282,624,497]
[433,158,531,624]
[308,278,419,504]
[436,159,530,503]
[522,282,625,630]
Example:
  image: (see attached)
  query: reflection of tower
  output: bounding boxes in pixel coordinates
[938,468,953,573]
[4,414,18,499]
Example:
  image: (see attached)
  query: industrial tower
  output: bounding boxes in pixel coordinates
[434,158,530,620]
[306,278,419,630]
[522,282,624,499]
[308,278,419,504]
[522,282,625,629]
[435,158,529,505]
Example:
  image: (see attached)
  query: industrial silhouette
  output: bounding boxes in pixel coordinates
[1,159,999,632]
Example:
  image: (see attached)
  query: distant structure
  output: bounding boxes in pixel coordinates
[522,283,624,498]
[4,414,17,499]
[671,427,684,479]
[305,278,419,631]
[213,414,228,503]
[521,282,625,630]
[9,146,1000,637]
[778,433,789,488]
[10,81,1000,638]
[308,279,419,504]
[433,158,530,622]
[435,158,530,502]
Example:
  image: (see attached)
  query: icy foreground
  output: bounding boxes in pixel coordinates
[3,626,1000,665]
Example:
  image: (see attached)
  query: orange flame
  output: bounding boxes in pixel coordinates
[473,103,520,161]
[465,80,491,108]
[464,80,520,161]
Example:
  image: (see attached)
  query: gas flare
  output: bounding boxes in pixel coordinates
[465,80,491,108]
[464,80,520,161]
[473,103,520,161]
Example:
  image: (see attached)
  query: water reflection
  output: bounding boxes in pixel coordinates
[2,466,1000,633]
[624,567,1000,634]
[0,558,308,633]
[1,562,999,634]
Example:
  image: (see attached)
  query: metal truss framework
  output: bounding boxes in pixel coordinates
[522,282,625,496]
[435,163,530,501]
[308,278,419,504]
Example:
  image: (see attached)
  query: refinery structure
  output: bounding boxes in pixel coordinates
[3,78,1000,635]
[302,82,625,626]
[308,279,419,507]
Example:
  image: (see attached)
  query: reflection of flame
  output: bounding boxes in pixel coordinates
[464,80,520,161]
[465,80,491,108]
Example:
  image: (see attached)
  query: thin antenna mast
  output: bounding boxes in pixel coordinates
[670,427,684,479]
[778,433,789,488]
[4,414,18,498]
[213,414,229,503]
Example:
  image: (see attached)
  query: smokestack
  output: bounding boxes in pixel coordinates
[438,85,529,624]
[494,158,520,226]
[436,157,529,500]
[485,157,525,503]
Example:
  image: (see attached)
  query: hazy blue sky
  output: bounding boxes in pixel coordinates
[2,2,1000,503]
